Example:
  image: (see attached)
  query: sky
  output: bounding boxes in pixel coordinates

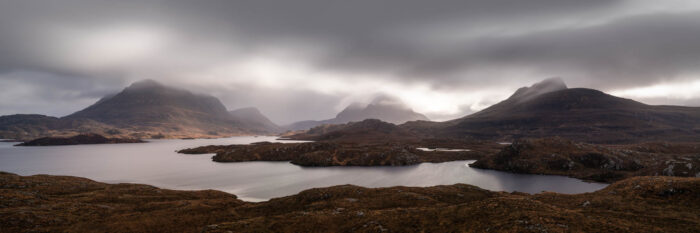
[1,0,700,124]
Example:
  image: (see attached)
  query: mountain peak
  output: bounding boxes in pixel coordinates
[509,77,568,102]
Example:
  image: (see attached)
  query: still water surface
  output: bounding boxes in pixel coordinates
[0,136,607,201]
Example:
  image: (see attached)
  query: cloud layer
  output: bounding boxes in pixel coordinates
[1,0,700,124]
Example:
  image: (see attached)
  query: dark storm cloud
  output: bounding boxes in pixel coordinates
[1,0,699,121]
[433,12,700,89]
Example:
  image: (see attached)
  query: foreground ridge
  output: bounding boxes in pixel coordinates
[1,172,698,232]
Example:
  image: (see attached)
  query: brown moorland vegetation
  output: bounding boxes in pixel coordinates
[470,137,700,182]
[179,141,498,166]
[0,172,698,232]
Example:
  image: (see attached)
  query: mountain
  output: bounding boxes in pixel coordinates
[286,119,420,143]
[64,80,256,136]
[416,78,700,143]
[286,99,429,131]
[1,80,279,140]
[229,107,282,133]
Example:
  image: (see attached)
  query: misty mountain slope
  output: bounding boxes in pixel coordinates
[287,119,420,143]
[424,79,700,143]
[286,100,429,131]
[229,107,282,133]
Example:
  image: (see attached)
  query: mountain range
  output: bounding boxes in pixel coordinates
[3,78,700,143]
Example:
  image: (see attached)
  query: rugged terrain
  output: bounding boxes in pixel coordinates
[15,133,144,146]
[470,137,700,182]
[179,140,497,166]
[1,172,698,233]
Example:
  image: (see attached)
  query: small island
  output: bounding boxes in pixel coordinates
[179,141,498,166]
[15,133,145,146]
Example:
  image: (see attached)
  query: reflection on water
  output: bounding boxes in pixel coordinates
[0,136,607,201]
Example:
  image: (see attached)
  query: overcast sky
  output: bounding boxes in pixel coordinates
[1,0,700,124]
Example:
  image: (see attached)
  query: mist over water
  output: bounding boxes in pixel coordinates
[0,136,606,201]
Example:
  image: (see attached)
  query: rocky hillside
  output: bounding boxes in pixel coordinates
[470,137,700,182]
[1,172,698,232]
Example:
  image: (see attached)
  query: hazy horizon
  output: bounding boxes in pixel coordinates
[2,0,700,124]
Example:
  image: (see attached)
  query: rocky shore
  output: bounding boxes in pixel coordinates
[179,141,498,166]
[15,133,145,146]
[470,137,700,182]
[1,172,698,232]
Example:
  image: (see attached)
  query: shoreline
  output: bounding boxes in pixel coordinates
[0,160,611,203]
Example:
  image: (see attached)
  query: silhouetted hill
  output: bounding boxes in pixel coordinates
[421,79,700,143]
[229,107,282,133]
[286,99,429,131]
